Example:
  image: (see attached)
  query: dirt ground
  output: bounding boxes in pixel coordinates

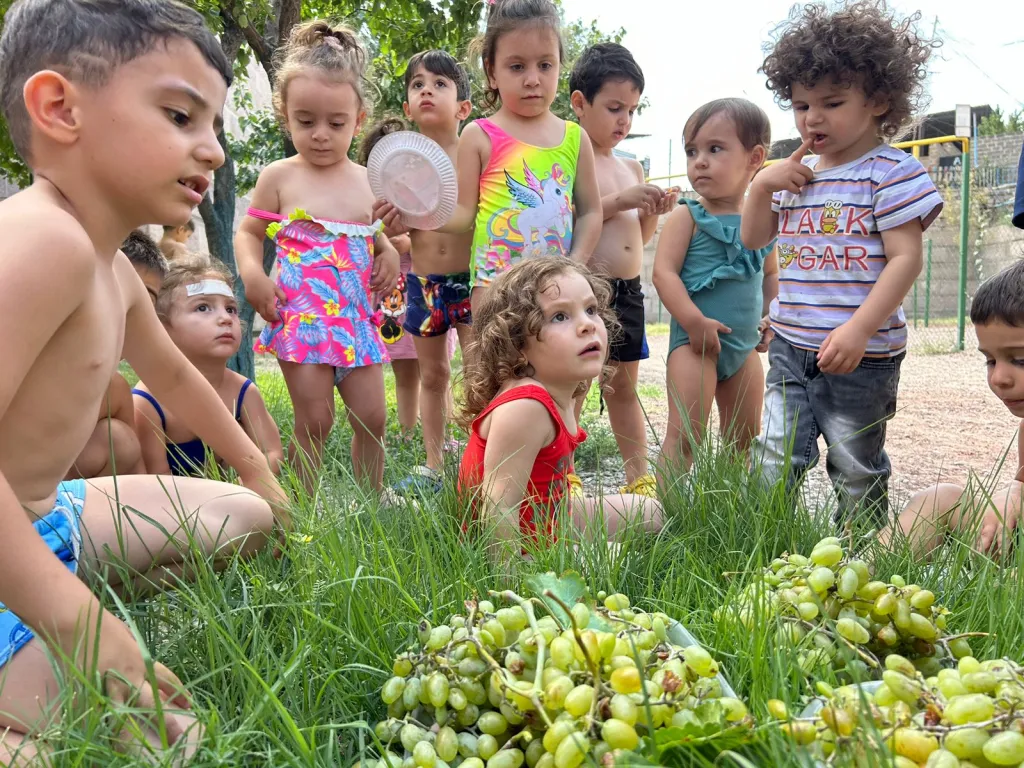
[628,327,1017,504]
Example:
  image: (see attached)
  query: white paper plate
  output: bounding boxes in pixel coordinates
[367,131,457,231]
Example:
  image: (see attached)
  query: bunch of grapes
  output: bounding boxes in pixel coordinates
[769,653,1024,767]
[715,536,972,681]
[359,589,752,768]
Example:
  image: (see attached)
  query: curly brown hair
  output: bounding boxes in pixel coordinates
[760,1,939,139]
[457,257,618,430]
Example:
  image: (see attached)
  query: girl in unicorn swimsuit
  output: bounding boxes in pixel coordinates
[423,0,603,315]
[236,21,399,494]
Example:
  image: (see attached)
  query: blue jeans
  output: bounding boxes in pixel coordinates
[754,336,904,527]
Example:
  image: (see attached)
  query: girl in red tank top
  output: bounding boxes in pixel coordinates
[457,258,663,557]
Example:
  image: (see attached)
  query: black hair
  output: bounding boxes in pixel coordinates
[568,42,644,104]
[405,50,471,103]
[970,260,1024,328]
[121,229,169,278]
[0,0,232,163]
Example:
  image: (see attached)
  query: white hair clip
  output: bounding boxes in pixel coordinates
[185,280,234,298]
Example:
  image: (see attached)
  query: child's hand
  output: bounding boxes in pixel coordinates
[752,136,814,196]
[654,187,680,216]
[817,321,871,374]
[687,315,731,357]
[244,272,286,324]
[371,245,400,294]
[618,184,665,216]
[756,315,774,353]
[373,199,409,237]
[389,233,412,256]
[75,612,193,746]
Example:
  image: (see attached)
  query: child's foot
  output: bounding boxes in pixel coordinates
[393,466,444,498]
[619,473,657,498]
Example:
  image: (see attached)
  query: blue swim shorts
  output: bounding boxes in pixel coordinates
[0,479,86,669]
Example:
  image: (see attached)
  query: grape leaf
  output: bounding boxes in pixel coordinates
[652,704,755,753]
[524,571,587,626]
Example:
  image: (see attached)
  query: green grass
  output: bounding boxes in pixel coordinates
[27,365,1024,767]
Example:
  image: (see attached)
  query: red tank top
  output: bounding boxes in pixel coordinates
[458,384,587,538]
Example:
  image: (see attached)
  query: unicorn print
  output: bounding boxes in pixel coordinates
[504,160,572,250]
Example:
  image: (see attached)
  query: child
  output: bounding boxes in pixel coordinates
[66,230,168,480]
[134,257,284,477]
[457,257,663,560]
[654,99,778,473]
[0,0,288,759]
[742,1,943,527]
[378,0,602,316]
[569,42,675,497]
[236,21,400,495]
[370,229,457,441]
[879,261,1024,558]
[368,52,476,495]
[159,217,195,262]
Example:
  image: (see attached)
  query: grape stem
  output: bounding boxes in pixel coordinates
[543,590,602,723]
[780,617,881,669]
[490,590,548,706]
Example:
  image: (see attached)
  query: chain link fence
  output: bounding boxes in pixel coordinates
[905,162,1022,353]
[642,163,1024,356]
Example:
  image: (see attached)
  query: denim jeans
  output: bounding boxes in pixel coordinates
[754,336,904,528]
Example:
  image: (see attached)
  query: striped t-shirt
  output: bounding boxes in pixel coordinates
[770,145,943,357]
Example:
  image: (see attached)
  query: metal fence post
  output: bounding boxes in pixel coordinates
[924,239,932,327]
[957,143,971,352]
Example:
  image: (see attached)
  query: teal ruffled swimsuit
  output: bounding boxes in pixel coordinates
[668,199,773,380]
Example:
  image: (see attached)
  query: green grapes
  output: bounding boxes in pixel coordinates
[366,584,750,767]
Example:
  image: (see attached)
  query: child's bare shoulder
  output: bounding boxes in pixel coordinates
[0,190,97,289]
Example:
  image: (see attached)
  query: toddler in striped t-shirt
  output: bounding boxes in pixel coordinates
[741,1,943,529]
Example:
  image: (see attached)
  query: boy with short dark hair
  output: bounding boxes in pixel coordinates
[742,1,944,527]
[160,217,195,261]
[67,230,169,480]
[881,260,1024,556]
[0,0,288,759]
[569,42,676,496]
[372,50,475,496]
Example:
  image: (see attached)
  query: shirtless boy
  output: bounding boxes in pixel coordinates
[569,43,676,496]
[373,51,475,496]
[0,0,288,760]
[159,217,194,262]
[66,230,168,480]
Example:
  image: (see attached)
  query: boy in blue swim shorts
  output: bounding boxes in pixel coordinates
[0,0,290,760]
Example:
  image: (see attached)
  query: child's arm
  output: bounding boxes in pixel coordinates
[741,137,814,250]
[568,128,603,264]
[235,165,286,323]
[239,386,285,476]
[652,205,730,356]
[480,399,556,560]
[0,221,190,740]
[119,263,290,528]
[370,230,400,294]
[817,219,924,375]
[439,123,486,234]
[133,390,173,476]
[757,247,780,352]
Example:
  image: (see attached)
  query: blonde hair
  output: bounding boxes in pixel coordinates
[458,257,618,430]
[272,20,368,125]
[155,254,235,324]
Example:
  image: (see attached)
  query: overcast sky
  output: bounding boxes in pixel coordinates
[560,0,1024,182]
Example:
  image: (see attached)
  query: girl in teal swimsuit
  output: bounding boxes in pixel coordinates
[133,258,284,477]
[652,99,778,472]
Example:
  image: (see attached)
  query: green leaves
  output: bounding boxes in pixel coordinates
[524,571,588,627]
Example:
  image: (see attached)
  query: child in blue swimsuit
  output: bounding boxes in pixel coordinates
[134,258,284,477]
[653,99,778,472]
